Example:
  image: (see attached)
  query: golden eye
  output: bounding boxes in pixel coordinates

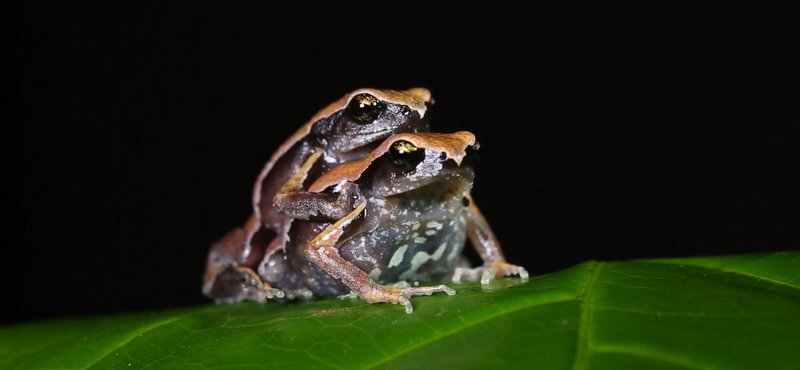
[345,93,385,124]
[389,140,425,171]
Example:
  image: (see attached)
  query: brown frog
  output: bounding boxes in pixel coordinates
[203,88,434,303]
[259,131,528,313]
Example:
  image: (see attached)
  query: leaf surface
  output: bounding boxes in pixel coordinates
[4,252,798,370]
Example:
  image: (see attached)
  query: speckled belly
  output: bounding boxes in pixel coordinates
[340,215,468,284]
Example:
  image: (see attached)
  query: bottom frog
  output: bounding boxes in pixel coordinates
[204,131,528,312]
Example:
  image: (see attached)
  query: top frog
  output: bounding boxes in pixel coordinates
[203,88,434,303]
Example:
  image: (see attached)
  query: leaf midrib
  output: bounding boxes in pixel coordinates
[570,261,606,370]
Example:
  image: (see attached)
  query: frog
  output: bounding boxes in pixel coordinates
[257,131,528,313]
[202,88,435,303]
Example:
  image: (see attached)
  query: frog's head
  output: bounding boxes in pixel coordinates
[309,131,479,198]
[365,133,479,197]
[309,88,434,160]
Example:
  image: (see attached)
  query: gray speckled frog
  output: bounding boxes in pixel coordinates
[258,131,528,313]
[202,88,434,303]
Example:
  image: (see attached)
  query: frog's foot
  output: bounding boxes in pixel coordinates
[360,284,456,314]
[231,267,285,299]
[282,288,314,300]
[338,281,413,300]
[483,262,529,284]
[263,286,286,300]
[452,262,529,285]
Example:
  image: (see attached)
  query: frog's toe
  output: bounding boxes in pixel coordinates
[397,284,456,297]
[382,295,414,314]
[498,263,529,280]
[265,287,285,299]
[483,262,529,284]
[338,291,359,299]
[396,298,414,314]
[480,268,496,285]
[450,267,476,284]
[453,262,529,284]
[282,288,314,300]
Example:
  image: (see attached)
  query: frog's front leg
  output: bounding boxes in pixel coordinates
[456,193,529,284]
[304,201,455,313]
[273,149,362,221]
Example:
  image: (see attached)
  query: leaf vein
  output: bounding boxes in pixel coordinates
[648,262,800,292]
[80,316,182,370]
[593,344,709,370]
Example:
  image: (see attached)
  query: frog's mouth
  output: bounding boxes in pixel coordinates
[333,115,431,162]
[389,175,474,202]
[373,165,476,199]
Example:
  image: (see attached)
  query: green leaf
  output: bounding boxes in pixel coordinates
[3,252,798,370]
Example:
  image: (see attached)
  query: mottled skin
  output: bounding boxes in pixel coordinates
[203,88,433,303]
[261,132,528,313]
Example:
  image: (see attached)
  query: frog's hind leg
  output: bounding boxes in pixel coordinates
[304,201,455,313]
[462,194,529,284]
[203,217,285,303]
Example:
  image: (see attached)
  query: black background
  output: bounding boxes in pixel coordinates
[18,4,797,326]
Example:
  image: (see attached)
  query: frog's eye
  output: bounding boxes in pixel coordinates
[389,140,425,171]
[346,93,385,124]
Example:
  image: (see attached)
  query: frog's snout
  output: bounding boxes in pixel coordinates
[464,141,480,165]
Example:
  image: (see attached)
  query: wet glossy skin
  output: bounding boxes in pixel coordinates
[259,132,528,312]
[202,88,434,303]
